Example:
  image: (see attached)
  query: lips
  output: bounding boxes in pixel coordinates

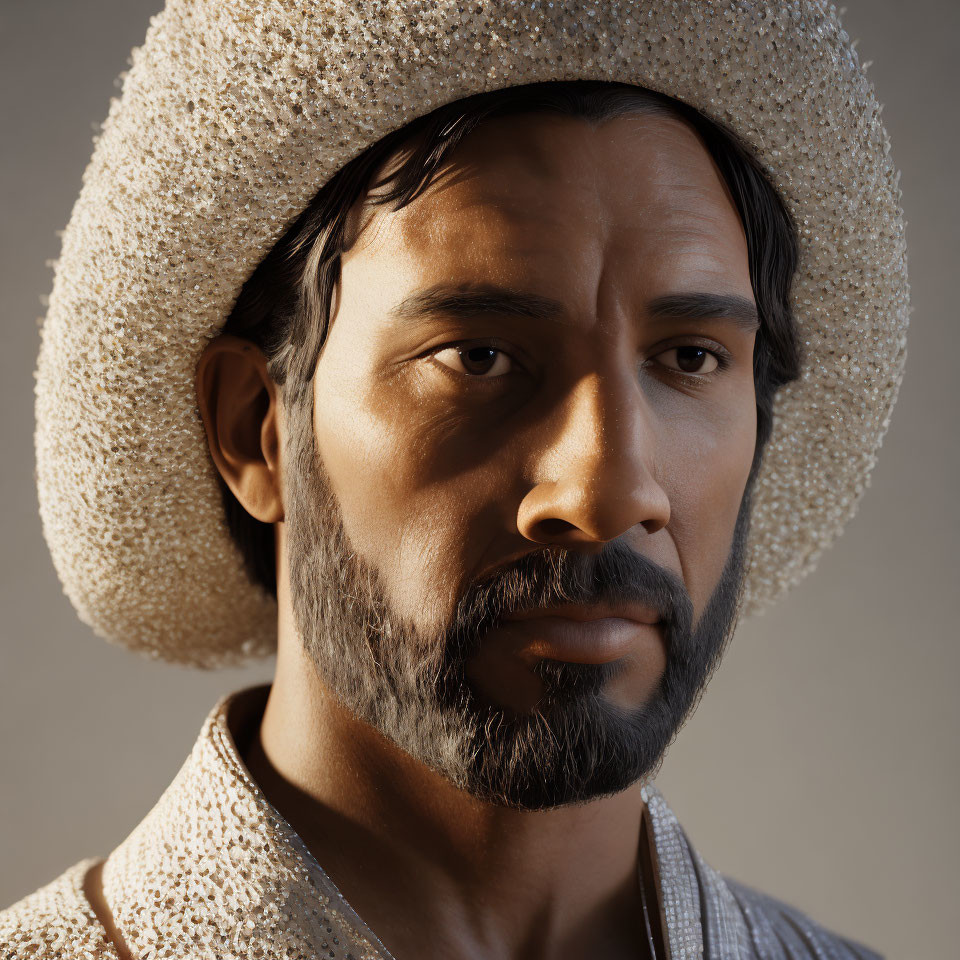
[499,604,662,665]
[505,602,660,626]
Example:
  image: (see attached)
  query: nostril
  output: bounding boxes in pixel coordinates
[535,518,578,539]
[641,517,668,536]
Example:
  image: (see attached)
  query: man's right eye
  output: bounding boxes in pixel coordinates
[432,344,515,379]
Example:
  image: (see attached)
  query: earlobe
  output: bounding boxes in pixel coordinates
[195,335,285,524]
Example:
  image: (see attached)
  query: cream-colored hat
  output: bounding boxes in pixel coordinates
[34,0,908,667]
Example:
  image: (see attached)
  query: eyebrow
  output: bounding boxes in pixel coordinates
[388,284,759,332]
[646,292,760,332]
[388,284,566,326]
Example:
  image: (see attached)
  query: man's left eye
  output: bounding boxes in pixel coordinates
[654,346,721,375]
[433,345,514,378]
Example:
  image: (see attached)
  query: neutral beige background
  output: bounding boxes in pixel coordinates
[1,2,956,956]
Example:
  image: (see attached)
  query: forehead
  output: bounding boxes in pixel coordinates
[343,111,750,306]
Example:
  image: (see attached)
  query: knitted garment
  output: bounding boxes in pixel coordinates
[0,686,882,959]
[32,0,909,666]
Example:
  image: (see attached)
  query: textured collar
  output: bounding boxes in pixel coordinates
[96,686,836,960]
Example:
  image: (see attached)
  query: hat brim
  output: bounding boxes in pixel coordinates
[34,0,908,666]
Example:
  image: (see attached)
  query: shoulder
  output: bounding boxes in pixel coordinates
[722,874,884,960]
[0,858,118,959]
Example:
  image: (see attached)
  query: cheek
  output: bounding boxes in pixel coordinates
[311,354,502,631]
[661,398,756,614]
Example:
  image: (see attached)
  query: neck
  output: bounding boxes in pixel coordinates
[243,568,656,960]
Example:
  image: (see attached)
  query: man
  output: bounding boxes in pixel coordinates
[2,1,907,958]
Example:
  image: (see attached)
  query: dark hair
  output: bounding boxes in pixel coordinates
[219,80,802,598]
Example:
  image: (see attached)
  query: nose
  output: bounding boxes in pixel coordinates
[516,371,670,548]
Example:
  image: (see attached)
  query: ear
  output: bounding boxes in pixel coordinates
[195,335,284,524]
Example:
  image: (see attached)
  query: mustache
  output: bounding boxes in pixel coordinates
[447,538,695,658]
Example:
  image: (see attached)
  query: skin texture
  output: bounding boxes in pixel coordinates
[182,112,758,960]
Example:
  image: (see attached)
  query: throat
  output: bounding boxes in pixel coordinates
[237,677,668,960]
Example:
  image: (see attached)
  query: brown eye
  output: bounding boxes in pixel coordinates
[434,344,513,378]
[656,346,719,375]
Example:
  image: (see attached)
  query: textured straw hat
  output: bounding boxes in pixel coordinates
[34,0,908,667]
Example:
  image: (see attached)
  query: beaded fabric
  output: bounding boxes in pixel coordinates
[0,685,883,959]
[33,0,909,666]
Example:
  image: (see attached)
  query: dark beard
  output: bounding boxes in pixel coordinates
[283,400,751,811]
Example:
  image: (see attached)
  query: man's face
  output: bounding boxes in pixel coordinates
[282,110,759,809]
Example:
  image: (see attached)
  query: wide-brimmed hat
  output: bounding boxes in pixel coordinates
[34,0,909,667]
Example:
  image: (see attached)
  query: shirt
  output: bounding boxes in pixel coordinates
[0,684,882,959]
